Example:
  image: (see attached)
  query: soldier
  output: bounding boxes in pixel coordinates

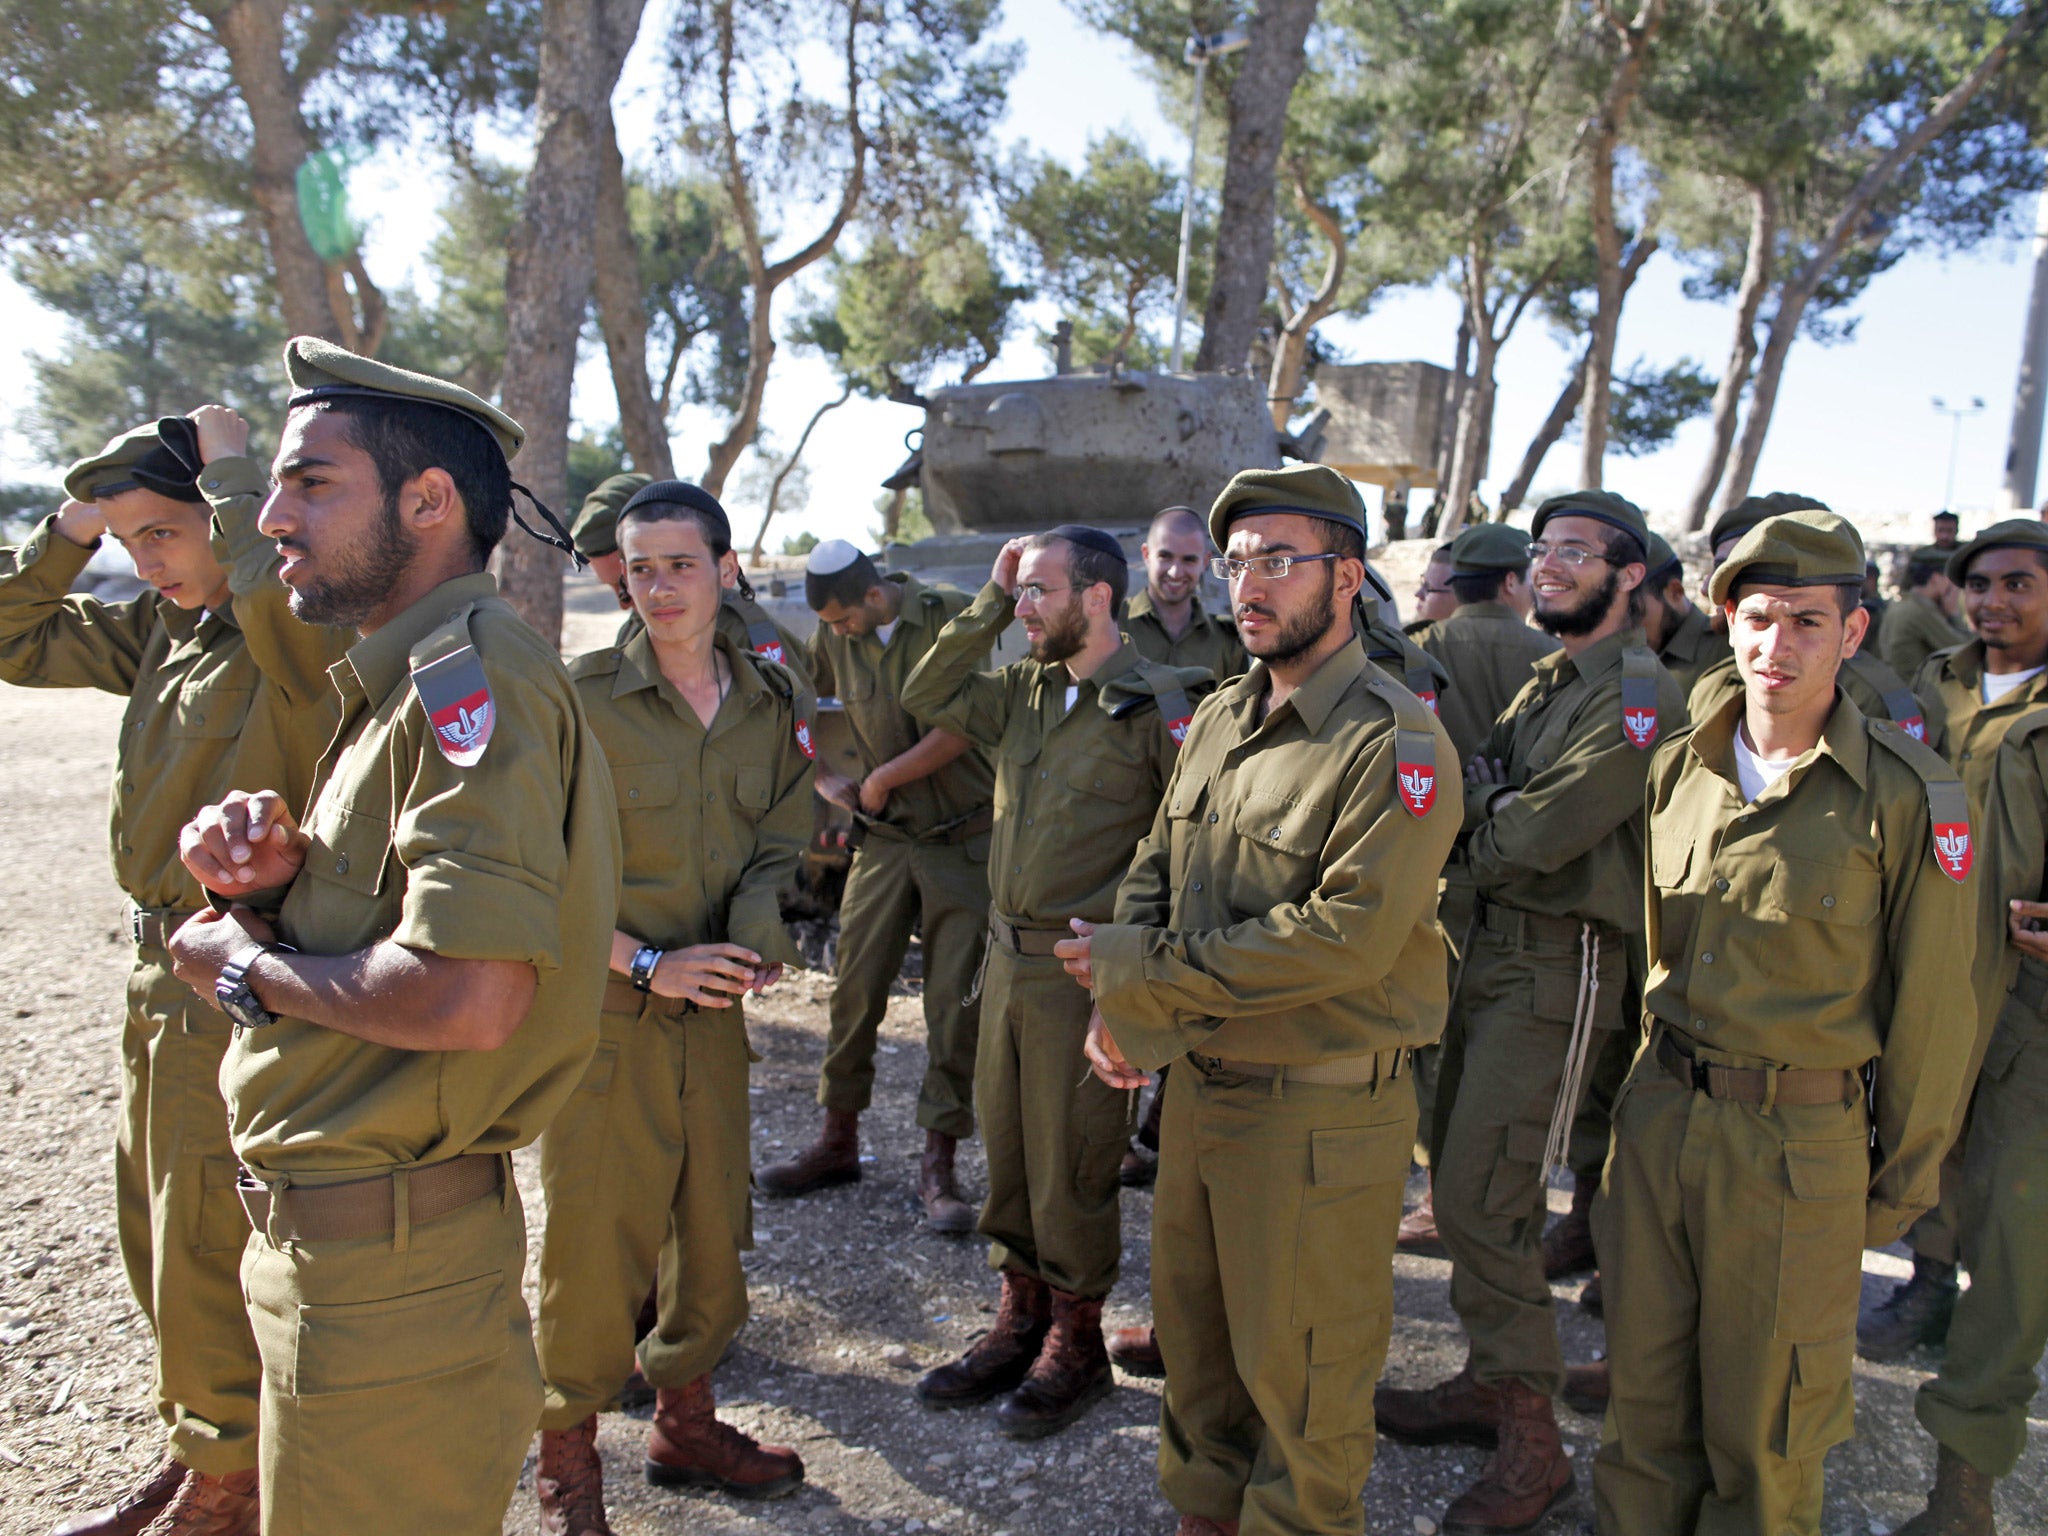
[1412,541,1459,627]
[1127,505,1247,679]
[1591,510,1975,1536]
[1377,490,1685,1535]
[1879,544,1967,682]
[167,339,620,1536]
[534,480,817,1532]
[0,409,346,1536]
[758,539,993,1233]
[1895,519,2048,1533]
[1639,530,1730,695]
[901,524,1211,1439]
[1057,463,1460,1536]
[1858,519,2048,1366]
[1933,509,1962,549]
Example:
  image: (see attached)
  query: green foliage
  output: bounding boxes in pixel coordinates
[628,167,754,419]
[872,487,932,544]
[566,429,629,515]
[781,530,821,556]
[1565,356,1718,458]
[380,159,524,399]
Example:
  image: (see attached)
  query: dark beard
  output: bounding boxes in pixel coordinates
[287,492,415,628]
[1028,598,1089,664]
[1244,567,1339,665]
[1536,566,1620,638]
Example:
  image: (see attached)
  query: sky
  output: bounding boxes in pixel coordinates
[3,0,2044,548]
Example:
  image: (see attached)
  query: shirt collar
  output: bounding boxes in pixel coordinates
[1689,684,1869,792]
[613,624,771,714]
[1127,587,1210,626]
[340,571,500,706]
[1532,624,1638,688]
[1453,599,1521,623]
[1231,638,1367,738]
[1661,605,1709,661]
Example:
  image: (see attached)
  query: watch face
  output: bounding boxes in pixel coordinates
[217,980,270,1031]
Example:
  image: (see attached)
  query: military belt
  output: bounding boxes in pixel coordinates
[1476,899,1617,953]
[853,805,994,847]
[236,1153,504,1244]
[1190,1049,1409,1087]
[987,913,1068,957]
[1655,1028,1862,1108]
[602,977,698,1017]
[127,903,197,951]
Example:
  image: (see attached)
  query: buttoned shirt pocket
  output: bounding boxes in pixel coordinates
[1651,836,1692,891]
[171,686,252,740]
[613,761,678,812]
[1775,1138,1869,1343]
[1067,755,1141,803]
[305,809,392,901]
[1766,857,1879,927]
[1231,790,1332,915]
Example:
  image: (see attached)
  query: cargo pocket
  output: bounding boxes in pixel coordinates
[194,1155,252,1256]
[1774,1333,1855,1460]
[1074,1079,1134,1200]
[1305,1307,1389,1442]
[1291,1120,1409,1328]
[290,1270,509,1396]
[1774,1139,1868,1343]
[1483,1121,1550,1219]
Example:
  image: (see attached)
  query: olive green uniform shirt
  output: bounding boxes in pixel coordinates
[1125,589,1247,681]
[1881,592,1966,683]
[0,457,344,909]
[1463,628,1686,934]
[1644,693,1976,1239]
[1416,600,1561,767]
[571,628,813,968]
[901,580,1203,928]
[1091,643,1463,1071]
[1654,604,1731,700]
[224,573,621,1177]
[806,573,993,837]
[614,594,813,691]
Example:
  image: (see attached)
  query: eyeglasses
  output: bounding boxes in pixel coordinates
[1526,541,1618,569]
[1015,582,1073,605]
[1211,553,1342,582]
[1416,582,1453,598]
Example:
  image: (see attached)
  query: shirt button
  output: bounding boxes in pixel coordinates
[336,853,350,874]
[1822,895,1836,908]
[1192,880,1203,891]
[1014,866,1023,875]
[1700,952,1714,964]
[1040,770,1049,780]
[1962,750,1973,760]
[1093,778,1104,788]
[1208,812,1219,823]
[709,852,720,862]
[1695,1018,1709,1030]
[629,789,640,800]
[1713,878,1728,892]
[1026,817,1034,826]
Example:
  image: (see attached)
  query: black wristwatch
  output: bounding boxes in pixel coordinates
[216,943,279,1032]
[629,945,665,993]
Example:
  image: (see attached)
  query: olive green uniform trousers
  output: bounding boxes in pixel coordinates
[243,1169,538,1536]
[1415,871,1478,1166]
[1154,1059,1414,1536]
[1593,1042,1868,1536]
[976,942,1127,1298]
[537,991,753,1429]
[819,833,988,1139]
[1916,969,2048,1478]
[119,945,261,1476]
[1431,911,1628,1395]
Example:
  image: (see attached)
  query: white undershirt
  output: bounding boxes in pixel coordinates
[874,620,898,647]
[1733,721,1798,803]
[1982,664,2044,704]
[1064,683,1079,714]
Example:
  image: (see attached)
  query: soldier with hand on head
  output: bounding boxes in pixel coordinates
[1058,464,1460,1536]
[1639,531,1729,696]
[535,480,819,1532]
[0,406,350,1536]
[758,539,993,1233]
[1879,544,1968,683]
[167,339,620,1536]
[1591,510,1976,1536]
[1127,505,1247,680]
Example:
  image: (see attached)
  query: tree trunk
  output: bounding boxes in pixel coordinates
[1265,174,1346,428]
[1440,319,1499,540]
[749,387,851,563]
[1433,315,1472,492]
[1685,181,1775,528]
[1503,348,1590,514]
[593,106,676,478]
[1719,8,2033,511]
[494,0,649,643]
[1577,0,1666,486]
[1191,0,1320,374]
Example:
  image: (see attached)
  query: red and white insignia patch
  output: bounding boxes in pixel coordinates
[1934,821,1972,882]
[1900,713,1928,743]
[1398,760,1436,817]
[411,642,495,767]
[757,639,786,665]
[1417,689,1439,716]
[1165,714,1192,746]
[1623,707,1658,750]
[794,718,816,760]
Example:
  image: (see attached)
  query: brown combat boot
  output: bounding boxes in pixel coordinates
[1578,1271,1603,1317]
[757,1108,860,1197]
[916,1269,1052,1408]
[538,1415,615,1535]
[996,1288,1113,1439]
[1542,1175,1599,1279]
[1561,1360,1609,1417]
[133,1470,258,1536]
[1442,1382,1575,1534]
[52,1460,186,1536]
[1119,1143,1158,1187]
[645,1375,804,1499]
[1858,1254,1960,1362]
[918,1129,976,1233]
[1174,1517,1240,1535]
[1896,1444,1998,1536]
[1376,1358,1508,1447]
[1109,1323,1165,1378]
[1397,1177,1447,1258]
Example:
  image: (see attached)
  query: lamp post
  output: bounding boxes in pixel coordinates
[1169,27,1248,374]
[1933,395,1987,513]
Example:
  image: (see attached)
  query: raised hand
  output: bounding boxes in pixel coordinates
[188,404,250,465]
[181,789,307,894]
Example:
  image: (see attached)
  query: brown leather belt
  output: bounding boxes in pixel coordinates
[988,914,1069,957]
[237,1153,504,1243]
[1656,1029,1862,1108]
[1191,1048,1410,1087]
[128,903,197,951]
[602,977,698,1017]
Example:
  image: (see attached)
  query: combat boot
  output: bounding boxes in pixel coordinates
[645,1375,804,1499]
[1119,1143,1158,1187]
[1561,1360,1609,1417]
[538,1415,615,1535]
[1858,1255,1959,1362]
[1109,1322,1165,1378]
[1578,1272,1603,1317]
[52,1460,185,1536]
[1173,1517,1240,1535]
[1896,1444,1997,1536]
[757,1109,860,1197]
[916,1269,1052,1408]
[1375,1357,1507,1447]
[918,1129,976,1233]
[996,1288,1113,1439]
[1442,1381,1575,1534]
[1542,1176,1599,1279]
[1396,1177,1447,1258]
[133,1470,258,1536]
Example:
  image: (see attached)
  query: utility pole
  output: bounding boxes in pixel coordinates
[1934,395,1987,513]
[1169,27,1248,374]
[1999,184,2048,512]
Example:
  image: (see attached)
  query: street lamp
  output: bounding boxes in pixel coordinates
[1933,395,1988,513]
[1169,26,1249,374]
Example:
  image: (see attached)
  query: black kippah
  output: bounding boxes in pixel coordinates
[1047,523,1126,563]
[621,479,732,543]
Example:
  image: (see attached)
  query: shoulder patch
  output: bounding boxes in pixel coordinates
[1847,652,1927,741]
[410,610,494,767]
[1620,647,1662,751]
[1869,721,1970,883]
[794,715,816,760]
[1366,671,1439,818]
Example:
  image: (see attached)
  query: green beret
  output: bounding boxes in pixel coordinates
[64,419,206,505]
[1208,464,1365,552]
[571,472,654,559]
[1945,518,2048,584]
[1707,509,1865,606]
[1529,489,1649,562]
[1643,531,1682,585]
[1708,492,1828,556]
[283,336,525,463]
[1449,522,1531,574]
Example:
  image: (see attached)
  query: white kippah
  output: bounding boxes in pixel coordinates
[806,538,863,575]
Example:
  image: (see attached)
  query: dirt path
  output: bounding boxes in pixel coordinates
[0,640,2042,1534]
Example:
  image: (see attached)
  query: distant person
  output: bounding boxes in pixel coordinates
[1411,543,1459,628]
[1880,545,1968,682]
[1862,559,1890,631]
[1639,531,1729,696]
[1933,510,1961,550]
[1125,506,1246,679]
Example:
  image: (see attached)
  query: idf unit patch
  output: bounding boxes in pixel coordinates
[1396,727,1437,818]
[795,718,816,760]
[1621,669,1660,751]
[412,644,495,766]
[1927,779,1971,883]
[1882,686,1928,742]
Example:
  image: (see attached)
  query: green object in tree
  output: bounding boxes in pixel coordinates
[297,149,362,264]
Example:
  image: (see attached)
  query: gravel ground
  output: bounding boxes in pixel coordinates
[1,583,2043,1535]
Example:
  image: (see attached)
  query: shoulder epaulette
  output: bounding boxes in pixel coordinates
[566,646,623,682]
[1364,667,1439,818]
[1846,650,1928,741]
[409,602,494,766]
[1620,645,1663,751]
[1869,718,1971,883]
